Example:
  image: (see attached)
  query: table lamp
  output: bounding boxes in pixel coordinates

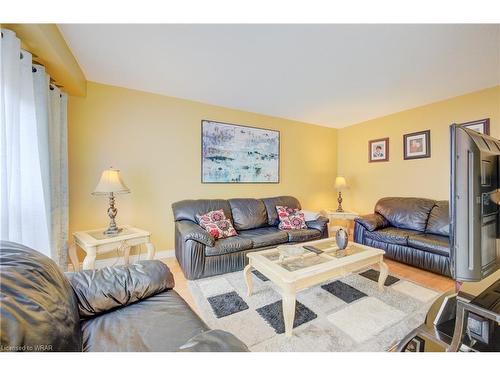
[334,176,347,212]
[92,168,130,235]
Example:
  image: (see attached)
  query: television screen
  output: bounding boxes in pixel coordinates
[450,124,500,281]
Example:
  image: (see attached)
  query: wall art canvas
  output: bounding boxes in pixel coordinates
[201,120,280,183]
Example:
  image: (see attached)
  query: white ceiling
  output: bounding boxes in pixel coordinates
[59,24,500,128]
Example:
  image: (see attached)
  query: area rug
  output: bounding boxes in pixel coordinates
[188,266,441,351]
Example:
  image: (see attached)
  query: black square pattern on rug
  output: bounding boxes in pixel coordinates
[321,280,367,303]
[207,291,249,318]
[252,269,269,282]
[359,268,400,286]
[256,300,317,334]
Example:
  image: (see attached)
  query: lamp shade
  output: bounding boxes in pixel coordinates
[92,168,130,195]
[334,176,347,189]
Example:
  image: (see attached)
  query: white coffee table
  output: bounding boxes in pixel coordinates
[244,237,388,337]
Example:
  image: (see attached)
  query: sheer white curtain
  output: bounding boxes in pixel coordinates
[0,28,69,268]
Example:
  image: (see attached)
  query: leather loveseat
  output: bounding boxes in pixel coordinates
[172,196,329,280]
[0,241,248,352]
[354,197,451,277]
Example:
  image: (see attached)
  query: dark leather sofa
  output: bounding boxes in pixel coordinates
[0,241,247,352]
[354,197,451,277]
[172,196,329,280]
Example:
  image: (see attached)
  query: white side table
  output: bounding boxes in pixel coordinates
[69,225,156,271]
[324,210,359,239]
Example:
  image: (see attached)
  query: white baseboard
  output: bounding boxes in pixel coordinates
[72,249,175,270]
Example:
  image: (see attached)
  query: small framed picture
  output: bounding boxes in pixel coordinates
[404,336,425,352]
[467,312,494,344]
[404,130,431,160]
[460,118,490,135]
[369,138,389,162]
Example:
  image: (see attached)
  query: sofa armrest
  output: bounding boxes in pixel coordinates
[66,260,174,319]
[306,216,329,232]
[354,213,388,232]
[178,329,249,352]
[176,220,215,247]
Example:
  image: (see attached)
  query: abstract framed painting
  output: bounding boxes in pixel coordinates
[403,130,431,160]
[201,120,280,183]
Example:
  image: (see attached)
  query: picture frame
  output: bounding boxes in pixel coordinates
[404,336,425,352]
[403,130,431,160]
[467,312,494,345]
[201,120,280,183]
[460,118,490,135]
[368,137,389,162]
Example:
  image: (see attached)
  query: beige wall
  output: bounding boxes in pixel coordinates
[68,82,338,255]
[337,86,500,214]
[69,82,500,260]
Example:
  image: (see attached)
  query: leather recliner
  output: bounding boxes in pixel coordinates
[354,197,451,277]
[172,196,329,280]
[0,241,248,352]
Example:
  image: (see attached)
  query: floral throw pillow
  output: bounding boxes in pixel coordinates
[201,219,238,239]
[196,209,237,239]
[196,209,227,225]
[276,206,307,230]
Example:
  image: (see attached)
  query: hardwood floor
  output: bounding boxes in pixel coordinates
[377,258,454,292]
[161,256,455,312]
[162,257,199,313]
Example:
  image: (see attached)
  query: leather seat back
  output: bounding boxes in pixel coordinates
[262,196,302,226]
[425,201,450,236]
[0,241,82,351]
[375,197,436,232]
[172,199,233,223]
[228,198,268,230]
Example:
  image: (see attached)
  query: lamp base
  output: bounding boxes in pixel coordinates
[336,191,344,212]
[103,192,122,236]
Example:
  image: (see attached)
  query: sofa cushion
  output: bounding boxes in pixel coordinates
[228,198,268,230]
[375,197,436,232]
[262,196,302,226]
[408,234,450,257]
[238,227,289,248]
[364,227,420,246]
[286,228,322,242]
[172,199,233,223]
[204,236,253,257]
[425,201,450,237]
[81,290,208,351]
[66,260,174,319]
